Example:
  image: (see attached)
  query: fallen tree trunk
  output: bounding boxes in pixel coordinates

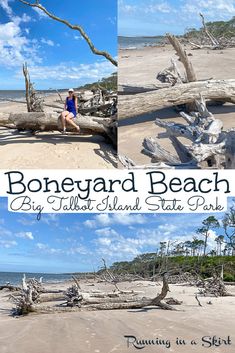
[0,112,116,146]
[0,285,21,291]
[119,79,235,120]
[118,83,171,94]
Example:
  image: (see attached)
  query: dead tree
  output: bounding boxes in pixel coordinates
[28,273,176,313]
[19,0,117,66]
[199,13,220,48]
[119,79,235,120]
[157,59,185,86]
[22,63,44,112]
[120,96,235,169]
[0,112,117,146]
[10,275,42,315]
[166,34,197,83]
[196,275,233,297]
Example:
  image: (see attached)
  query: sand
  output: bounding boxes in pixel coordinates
[118,45,235,166]
[0,93,116,169]
[0,279,235,353]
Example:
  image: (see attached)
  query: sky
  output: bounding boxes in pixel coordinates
[0,0,117,89]
[118,0,235,36]
[0,197,233,273]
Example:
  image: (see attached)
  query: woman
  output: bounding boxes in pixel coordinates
[60,88,80,133]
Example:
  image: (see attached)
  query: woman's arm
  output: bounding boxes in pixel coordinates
[75,97,78,113]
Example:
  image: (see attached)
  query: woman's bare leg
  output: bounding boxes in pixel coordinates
[65,113,80,132]
[60,111,69,131]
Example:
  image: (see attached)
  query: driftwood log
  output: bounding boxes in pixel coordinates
[119,79,235,120]
[0,112,117,146]
[120,96,235,169]
[10,274,177,315]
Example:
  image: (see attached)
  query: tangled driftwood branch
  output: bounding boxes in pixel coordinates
[120,95,235,169]
[22,63,44,112]
[9,274,177,315]
[19,0,117,66]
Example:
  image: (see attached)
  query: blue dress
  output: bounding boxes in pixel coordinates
[66,97,77,117]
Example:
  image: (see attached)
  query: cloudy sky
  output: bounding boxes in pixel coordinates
[118,0,235,36]
[0,0,117,89]
[0,197,233,273]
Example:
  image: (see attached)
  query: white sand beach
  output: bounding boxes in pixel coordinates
[118,45,235,166]
[0,93,116,169]
[0,279,234,353]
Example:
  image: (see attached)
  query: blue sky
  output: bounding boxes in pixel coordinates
[0,0,117,89]
[0,197,233,273]
[118,0,235,36]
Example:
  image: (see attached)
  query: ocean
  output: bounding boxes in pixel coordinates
[0,90,26,102]
[0,89,64,103]
[118,35,164,49]
[0,271,73,286]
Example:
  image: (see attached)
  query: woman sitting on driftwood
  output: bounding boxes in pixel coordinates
[60,88,80,134]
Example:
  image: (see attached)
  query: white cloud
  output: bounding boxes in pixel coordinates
[112,213,146,225]
[119,1,137,14]
[181,0,235,20]
[0,21,41,67]
[83,219,96,228]
[0,239,17,248]
[74,35,84,40]
[36,242,89,256]
[33,7,48,18]
[0,0,13,16]
[145,1,172,14]
[41,38,55,46]
[22,60,115,82]
[84,213,146,228]
[0,225,12,237]
[16,231,34,240]
[18,217,36,226]
[95,227,119,237]
[41,214,59,226]
[36,242,62,255]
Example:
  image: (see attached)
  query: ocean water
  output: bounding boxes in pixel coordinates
[0,90,26,102]
[118,36,164,49]
[0,89,63,103]
[0,271,72,286]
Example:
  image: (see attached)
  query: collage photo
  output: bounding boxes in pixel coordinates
[0,1,234,353]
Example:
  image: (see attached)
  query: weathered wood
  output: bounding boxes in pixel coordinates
[0,112,116,145]
[19,0,117,66]
[142,137,180,163]
[119,79,235,120]
[118,83,170,95]
[23,63,30,112]
[167,34,197,82]
[0,284,20,291]
[199,13,220,48]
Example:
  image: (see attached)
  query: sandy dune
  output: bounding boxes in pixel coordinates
[0,94,116,169]
[0,280,234,353]
[119,45,235,166]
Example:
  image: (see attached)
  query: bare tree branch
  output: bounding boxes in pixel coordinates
[19,0,117,66]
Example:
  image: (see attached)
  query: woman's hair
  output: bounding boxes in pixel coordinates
[68,92,77,101]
